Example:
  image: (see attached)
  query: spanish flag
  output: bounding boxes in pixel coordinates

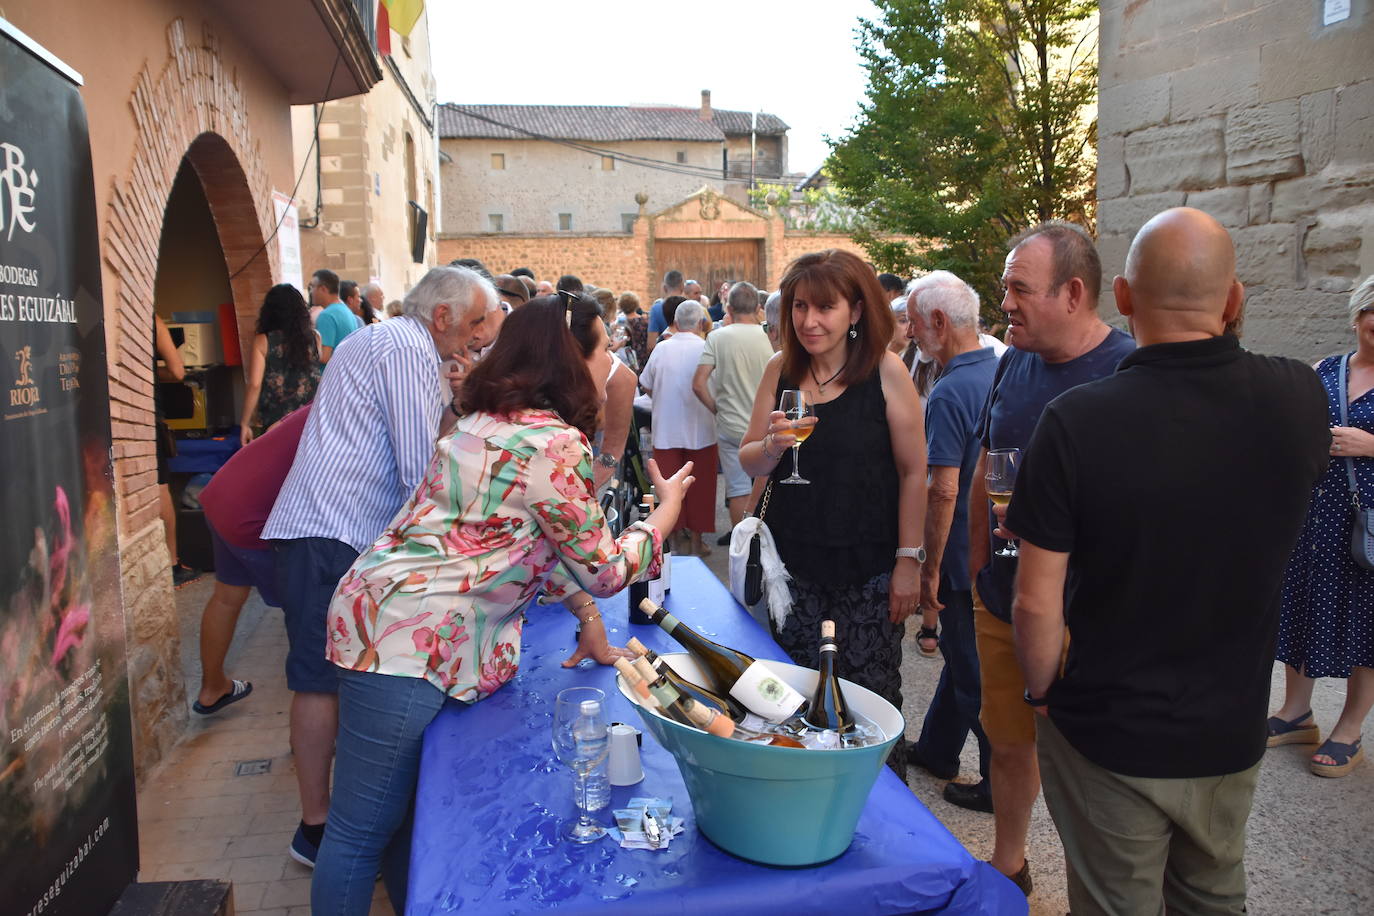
[381,0,424,38]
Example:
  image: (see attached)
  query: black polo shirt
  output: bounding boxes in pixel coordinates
[1008,334,1330,778]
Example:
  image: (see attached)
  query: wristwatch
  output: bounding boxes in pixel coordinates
[895,546,927,563]
[596,452,619,468]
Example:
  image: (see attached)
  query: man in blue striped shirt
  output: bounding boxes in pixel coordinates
[262,265,497,866]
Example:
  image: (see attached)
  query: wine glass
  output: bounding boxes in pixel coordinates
[551,687,610,843]
[985,448,1021,558]
[778,389,817,485]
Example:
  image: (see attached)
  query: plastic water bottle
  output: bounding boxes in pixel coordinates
[585,759,611,811]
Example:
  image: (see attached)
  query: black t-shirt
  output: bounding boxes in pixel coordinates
[1008,335,1330,778]
[975,328,1137,620]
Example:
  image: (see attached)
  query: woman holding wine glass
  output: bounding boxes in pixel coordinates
[310,294,694,916]
[739,249,928,772]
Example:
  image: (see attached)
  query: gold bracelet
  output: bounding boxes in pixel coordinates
[569,597,597,615]
[578,612,602,625]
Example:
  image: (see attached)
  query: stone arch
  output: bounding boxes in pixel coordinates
[99,17,278,771]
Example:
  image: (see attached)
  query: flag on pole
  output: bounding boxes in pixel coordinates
[376,1,391,55]
[381,0,425,38]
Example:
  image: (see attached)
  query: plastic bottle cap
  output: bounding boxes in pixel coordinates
[580,700,600,716]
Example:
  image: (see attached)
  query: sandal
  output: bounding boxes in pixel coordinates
[917,625,939,658]
[1266,710,1319,747]
[192,679,253,715]
[1311,737,1362,777]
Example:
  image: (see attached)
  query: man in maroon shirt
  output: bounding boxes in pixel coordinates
[192,406,311,713]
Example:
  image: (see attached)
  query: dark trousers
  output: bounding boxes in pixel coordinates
[914,578,990,780]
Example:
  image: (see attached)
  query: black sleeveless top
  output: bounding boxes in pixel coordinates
[766,369,899,587]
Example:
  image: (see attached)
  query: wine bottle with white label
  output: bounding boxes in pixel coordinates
[802,620,854,733]
[626,637,747,721]
[639,598,805,722]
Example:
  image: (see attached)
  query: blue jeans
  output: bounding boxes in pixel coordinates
[914,579,990,780]
[312,669,448,915]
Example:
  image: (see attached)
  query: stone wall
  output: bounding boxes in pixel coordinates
[437,234,649,295]
[1097,0,1373,363]
[779,234,874,272]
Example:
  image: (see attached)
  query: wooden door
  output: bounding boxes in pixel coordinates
[653,239,763,295]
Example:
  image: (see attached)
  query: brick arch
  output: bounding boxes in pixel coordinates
[99,17,278,773]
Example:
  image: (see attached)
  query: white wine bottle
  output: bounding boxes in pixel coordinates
[613,657,661,709]
[631,657,732,737]
[626,637,747,721]
[639,598,805,722]
[650,486,672,594]
[802,620,855,733]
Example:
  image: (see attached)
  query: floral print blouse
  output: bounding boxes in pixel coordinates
[326,408,662,703]
[257,330,321,429]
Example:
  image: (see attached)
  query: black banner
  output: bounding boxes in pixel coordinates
[0,21,138,916]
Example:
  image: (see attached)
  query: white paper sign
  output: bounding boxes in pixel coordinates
[272,190,303,292]
[1323,0,1350,25]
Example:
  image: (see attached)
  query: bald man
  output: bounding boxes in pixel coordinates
[1007,208,1330,914]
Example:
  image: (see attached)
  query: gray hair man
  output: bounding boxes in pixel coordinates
[260,265,496,867]
[968,222,1136,895]
[763,291,783,352]
[694,281,775,542]
[905,270,998,815]
[361,282,385,318]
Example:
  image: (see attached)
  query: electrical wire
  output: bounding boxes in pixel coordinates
[442,104,786,181]
[226,50,342,282]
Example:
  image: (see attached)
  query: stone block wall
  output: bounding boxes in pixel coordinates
[437,234,649,295]
[1097,0,1373,363]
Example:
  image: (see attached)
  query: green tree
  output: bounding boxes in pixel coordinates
[747,182,869,233]
[827,0,1097,309]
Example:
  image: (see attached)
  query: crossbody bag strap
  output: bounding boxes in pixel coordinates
[1341,354,1361,510]
[755,479,774,521]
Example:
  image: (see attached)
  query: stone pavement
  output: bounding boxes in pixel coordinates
[137,497,1372,915]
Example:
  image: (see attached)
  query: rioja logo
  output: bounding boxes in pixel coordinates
[0,142,38,241]
[11,345,39,407]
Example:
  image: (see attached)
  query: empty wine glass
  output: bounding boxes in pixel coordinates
[985,448,1021,558]
[778,389,817,485]
[552,687,610,843]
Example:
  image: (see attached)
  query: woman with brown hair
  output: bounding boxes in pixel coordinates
[739,249,927,770]
[310,294,694,914]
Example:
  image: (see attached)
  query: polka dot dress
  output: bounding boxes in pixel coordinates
[1278,353,1374,679]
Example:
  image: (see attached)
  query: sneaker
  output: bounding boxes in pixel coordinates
[289,822,321,868]
[172,563,203,587]
[716,531,732,546]
[943,779,994,813]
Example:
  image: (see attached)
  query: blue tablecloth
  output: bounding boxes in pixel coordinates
[409,558,1025,915]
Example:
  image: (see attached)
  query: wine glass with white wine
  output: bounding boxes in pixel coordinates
[985,448,1021,558]
[778,389,817,485]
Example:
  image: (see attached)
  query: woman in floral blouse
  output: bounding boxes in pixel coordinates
[312,295,694,915]
[237,284,320,446]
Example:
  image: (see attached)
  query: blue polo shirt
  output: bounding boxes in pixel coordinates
[925,346,999,590]
[317,301,362,351]
[974,328,1136,620]
[648,298,668,335]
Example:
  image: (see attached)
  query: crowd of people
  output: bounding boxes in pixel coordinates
[169,205,1374,915]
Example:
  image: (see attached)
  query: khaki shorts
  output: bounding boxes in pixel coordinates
[972,588,1068,746]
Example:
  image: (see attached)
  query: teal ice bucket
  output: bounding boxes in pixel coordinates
[617,654,903,867]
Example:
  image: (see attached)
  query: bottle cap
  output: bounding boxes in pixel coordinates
[580,699,600,716]
[684,699,734,738]
[626,637,650,657]
[631,656,659,685]
[613,658,641,683]
[820,620,835,639]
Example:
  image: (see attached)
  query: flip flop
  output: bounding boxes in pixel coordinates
[1266,710,1319,747]
[917,625,939,658]
[1310,736,1362,778]
[192,680,253,715]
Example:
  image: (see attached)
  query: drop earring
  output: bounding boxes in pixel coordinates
[848,323,858,340]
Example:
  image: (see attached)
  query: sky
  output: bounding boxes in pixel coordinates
[425,0,883,177]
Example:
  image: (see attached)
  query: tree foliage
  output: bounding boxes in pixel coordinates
[827,0,1098,308]
[746,182,868,232]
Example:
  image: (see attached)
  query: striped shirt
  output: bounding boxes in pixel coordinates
[262,315,445,553]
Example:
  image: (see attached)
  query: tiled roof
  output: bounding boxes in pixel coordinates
[438,104,788,142]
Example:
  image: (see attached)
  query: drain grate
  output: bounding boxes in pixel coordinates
[234,758,272,777]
